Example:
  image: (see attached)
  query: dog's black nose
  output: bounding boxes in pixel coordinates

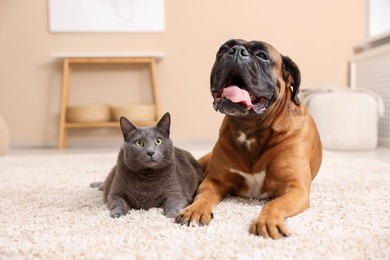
[228,46,249,57]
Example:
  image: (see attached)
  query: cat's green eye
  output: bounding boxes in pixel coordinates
[155,138,163,146]
[135,139,144,147]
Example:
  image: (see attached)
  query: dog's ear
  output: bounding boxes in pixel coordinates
[282,55,301,105]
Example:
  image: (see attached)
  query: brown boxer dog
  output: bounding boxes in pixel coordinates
[175,39,322,239]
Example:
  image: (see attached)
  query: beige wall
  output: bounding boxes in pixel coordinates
[0,0,365,147]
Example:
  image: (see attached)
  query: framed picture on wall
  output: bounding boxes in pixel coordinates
[367,0,390,39]
[48,0,165,33]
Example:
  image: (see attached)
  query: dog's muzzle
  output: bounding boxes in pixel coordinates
[212,87,272,116]
[211,66,274,117]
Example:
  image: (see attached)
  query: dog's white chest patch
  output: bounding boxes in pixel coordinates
[237,131,256,150]
[230,168,268,199]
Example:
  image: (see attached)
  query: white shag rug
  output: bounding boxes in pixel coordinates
[0,151,389,259]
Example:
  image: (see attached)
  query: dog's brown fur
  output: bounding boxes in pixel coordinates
[175,39,322,239]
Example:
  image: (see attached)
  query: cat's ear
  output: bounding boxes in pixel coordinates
[157,112,171,136]
[120,116,137,141]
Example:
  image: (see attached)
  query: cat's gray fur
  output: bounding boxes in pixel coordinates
[90,112,203,218]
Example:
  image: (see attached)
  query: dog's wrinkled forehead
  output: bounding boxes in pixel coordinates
[218,39,283,67]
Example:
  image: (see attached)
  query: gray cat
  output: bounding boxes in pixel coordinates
[90,112,203,218]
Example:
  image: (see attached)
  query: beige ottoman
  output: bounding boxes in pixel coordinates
[301,87,384,150]
[0,115,10,155]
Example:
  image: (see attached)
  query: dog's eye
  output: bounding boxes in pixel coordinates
[219,47,229,54]
[256,51,269,60]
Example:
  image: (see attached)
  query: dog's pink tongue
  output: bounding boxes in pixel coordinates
[223,86,252,109]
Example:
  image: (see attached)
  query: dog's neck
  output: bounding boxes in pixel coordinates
[222,115,272,160]
[226,115,267,135]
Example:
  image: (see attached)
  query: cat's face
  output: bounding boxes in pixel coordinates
[120,113,173,171]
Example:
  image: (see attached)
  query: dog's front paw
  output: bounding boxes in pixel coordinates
[249,212,290,239]
[175,203,213,227]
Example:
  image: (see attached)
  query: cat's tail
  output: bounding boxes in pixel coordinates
[90,181,104,191]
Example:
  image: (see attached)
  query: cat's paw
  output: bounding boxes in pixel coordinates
[90,181,103,190]
[163,201,187,218]
[109,208,127,218]
[164,209,180,218]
